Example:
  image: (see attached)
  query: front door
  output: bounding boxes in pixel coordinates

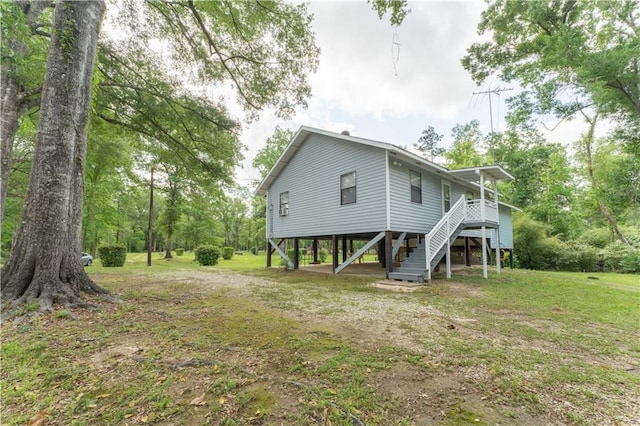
[442,181,452,213]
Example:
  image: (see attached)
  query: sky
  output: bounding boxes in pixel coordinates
[222,1,595,186]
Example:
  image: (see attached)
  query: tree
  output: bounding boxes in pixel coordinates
[443,120,486,169]
[462,0,640,151]
[414,125,445,161]
[252,126,295,180]
[1,1,108,314]
[575,113,630,245]
[0,1,49,221]
[462,0,638,244]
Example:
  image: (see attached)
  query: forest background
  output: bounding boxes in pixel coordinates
[1,0,638,277]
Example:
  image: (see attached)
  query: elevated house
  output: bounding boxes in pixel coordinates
[255,126,519,282]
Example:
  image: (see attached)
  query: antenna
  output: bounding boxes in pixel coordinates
[391,29,400,76]
[472,86,513,132]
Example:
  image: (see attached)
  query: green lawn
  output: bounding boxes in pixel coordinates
[2,261,639,425]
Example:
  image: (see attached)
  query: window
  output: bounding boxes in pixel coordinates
[279,192,289,216]
[340,171,356,205]
[442,181,451,213]
[410,170,422,203]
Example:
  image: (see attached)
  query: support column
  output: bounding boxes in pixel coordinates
[481,227,488,279]
[266,241,272,267]
[342,235,348,262]
[332,235,339,273]
[509,249,514,269]
[293,237,299,270]
[312,238,319,264]
[385,231,393,278]
[464,237,471,266]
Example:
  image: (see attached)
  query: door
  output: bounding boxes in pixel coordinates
[442,181,452,213]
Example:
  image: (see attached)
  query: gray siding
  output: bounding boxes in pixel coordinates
[388,159,442,233]
[458,206,514,249]
[496,207,514,249]
[267,134,387,238]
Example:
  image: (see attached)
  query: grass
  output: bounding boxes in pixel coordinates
[1,255,639,425]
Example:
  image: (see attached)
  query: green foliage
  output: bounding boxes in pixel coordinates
[222,246,234,260]
[319,248,329,263]
[414,125,444,161]
[250,247,258,255]
[286,248,303,261]
[580,228,614,249]
[369,0,410,26]
[600,242,640,273]
[252,126,295,179]
[175,248,184,256]
[462,0,640,147]
[195,245,220,266]
[97,244,127,267]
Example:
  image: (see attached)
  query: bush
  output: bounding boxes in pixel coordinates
[195,245,220,266]
[581,228,614,249]
[222,246,234,260]
[620,247,640,273]
[250,247,258,255]
[175,248,185,256]
[555,242,599,272]
[319,248,328,263]
[286,248,303,261]
[97,244,126,267]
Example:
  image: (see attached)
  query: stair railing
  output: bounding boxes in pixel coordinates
[425,195,466,281]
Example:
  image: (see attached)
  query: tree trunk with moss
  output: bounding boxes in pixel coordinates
[1,1,108,316]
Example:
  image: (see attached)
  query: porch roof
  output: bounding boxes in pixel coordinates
[448,166,514,182]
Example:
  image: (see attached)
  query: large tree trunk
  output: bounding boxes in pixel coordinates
[1,0,108,316]
[581,112,630,246]
[0,1,50,221]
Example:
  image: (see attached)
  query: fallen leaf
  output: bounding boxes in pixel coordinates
[219,396,225,405]
[190,393,206,406]
[28,410,47,426]
[327,388,337,395]
[128,399,137,408]
[97,393,111,399]
[124,413,134,418]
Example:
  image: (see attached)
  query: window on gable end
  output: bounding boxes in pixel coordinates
[340,171,356,205]
[279,192,289,216]
[410,170,422,203]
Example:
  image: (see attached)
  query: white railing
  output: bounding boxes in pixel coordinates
[424,197,500,281]
[465,199,498,224]
[425,195,466,280]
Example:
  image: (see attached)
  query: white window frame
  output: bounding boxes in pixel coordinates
[340,171,357,205]
[442,180,452,213]
[279,191,289,216]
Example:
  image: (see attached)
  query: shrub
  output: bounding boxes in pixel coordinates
[222,246,234,260]
[620,247,640,273]
[319,248,328,263]
[175,248,185,256]
[556,242,598,272]
[581,228,614,249]
[195,245,220,266]
[250,247,258,255]
[97,244,126,267]
[286,248,303,261]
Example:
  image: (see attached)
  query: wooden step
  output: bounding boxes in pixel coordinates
[388,272,425,283]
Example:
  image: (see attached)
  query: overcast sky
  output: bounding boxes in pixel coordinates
[231,1,589,185]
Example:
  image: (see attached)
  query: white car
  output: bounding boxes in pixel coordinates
[81,252,93,266]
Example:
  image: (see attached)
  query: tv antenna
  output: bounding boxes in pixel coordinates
[391,29,400,76]
[472,86,513,132]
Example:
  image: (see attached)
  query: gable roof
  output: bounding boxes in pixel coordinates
[255,127,516,207]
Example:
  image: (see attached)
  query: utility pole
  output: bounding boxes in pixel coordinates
[472,86,513,133]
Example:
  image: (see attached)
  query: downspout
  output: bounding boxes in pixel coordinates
[385,151,391,230]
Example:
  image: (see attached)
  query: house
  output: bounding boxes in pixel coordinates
[255,126,519,282]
